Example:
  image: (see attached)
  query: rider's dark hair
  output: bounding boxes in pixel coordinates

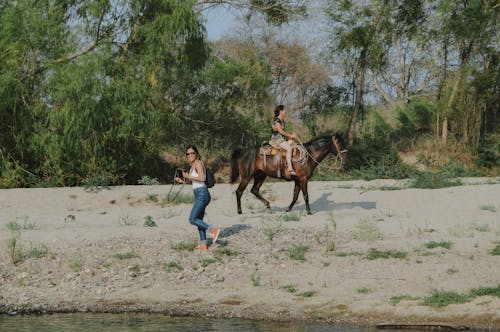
[274,105,285,117]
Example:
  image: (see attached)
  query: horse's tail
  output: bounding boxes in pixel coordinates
[230,148,243,184]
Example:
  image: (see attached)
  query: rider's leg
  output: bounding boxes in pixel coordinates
[279,141,294,172]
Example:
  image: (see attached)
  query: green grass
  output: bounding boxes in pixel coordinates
[357,287,372,294]
[280,211,303,222]
[119,214,138,226]
[365,248,407,260]
[288,244,310,261]
[113,252,139,260]
[410,172,462,189]
[171,240,198,251]
[199,258,218,267]
[479,204,496,212]
[6,217,36,231]
[138,176,160,185]
[251,273,261,287]
[279,284,297,293]
[143,215,157,227]
[28,244,48,259]
[351,218,383,242]
[389,294,419,305]
[164,261,183,272]
[421,290,472,307]
[469,285,500,298]
[212,247,238,258]
[296,290,317,298]
[334,251,363,257]
[145,194,159,203]
[424,241,452,250]
[69,258,84,271]
[162,192,195,205]
[490,245,500,255]
[421,285,500,307]
[7,235,24,265]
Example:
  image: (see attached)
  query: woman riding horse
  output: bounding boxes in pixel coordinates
[230,134,347,215]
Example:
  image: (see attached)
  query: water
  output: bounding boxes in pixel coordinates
[0,313,414,332]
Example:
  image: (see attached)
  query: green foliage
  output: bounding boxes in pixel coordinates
[395,98,437,139]
[138,176,160,185]
[28,243,48,259]
[113,252,139,260]
[288,244,310,261]
[164,261,184,272]
[251,273,261,287]
[490,245,500,256]
[409,172,462,189]
[365,248,407,260]
[143,216,158,227]
[296,290,317,298]
[425,241,452,250]
[279,284,297,293]
[171,240,198,251]
[200,258,218,267]
[389,294,418,305]
[440,158,480,177]
[212,247,238,258]
[476,133,500,168]
[421,290,470,307]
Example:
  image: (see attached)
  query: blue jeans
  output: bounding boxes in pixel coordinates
[189,187,212,242]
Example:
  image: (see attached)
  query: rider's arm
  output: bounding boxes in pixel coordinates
[275,122,295,140]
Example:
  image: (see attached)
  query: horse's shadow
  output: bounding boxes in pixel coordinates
[214,224,252,246]
[272,192,376,213]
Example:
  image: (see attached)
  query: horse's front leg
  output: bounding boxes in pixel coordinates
[300,180,312,215]
[250,173,271,212]
[286,181,301,212]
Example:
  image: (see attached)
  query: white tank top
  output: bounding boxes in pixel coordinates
[190,167,206,189]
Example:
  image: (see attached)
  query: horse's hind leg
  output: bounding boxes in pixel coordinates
[250,172,271,212]
[236,178,250,214]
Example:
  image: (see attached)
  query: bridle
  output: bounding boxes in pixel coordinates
[296,135,348,170]
[332,136,348,169]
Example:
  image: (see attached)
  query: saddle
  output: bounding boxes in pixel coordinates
[259,142,306,176]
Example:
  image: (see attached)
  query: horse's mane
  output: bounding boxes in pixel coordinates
[303,135,334,149]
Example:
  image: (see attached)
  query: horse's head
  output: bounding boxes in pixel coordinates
[332,134,348,169]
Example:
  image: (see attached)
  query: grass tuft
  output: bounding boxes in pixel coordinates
[288,244,310,261]
[365,248,407,260]
[113,252,139,260]
[164,261,184,272]
[490,245,500,256]
[421,290,470,307]
[171,240,198,251]
[425,241,452,250]
[143,215,157,227]
[279,284,297,293]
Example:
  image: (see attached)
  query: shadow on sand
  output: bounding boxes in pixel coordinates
[270,192,376,214]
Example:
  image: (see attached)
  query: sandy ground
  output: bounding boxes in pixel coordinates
[1,178,499,329]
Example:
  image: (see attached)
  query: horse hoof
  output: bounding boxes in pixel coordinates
[237,210,242,215]
[307,210,313,215]
[285,208,291,212]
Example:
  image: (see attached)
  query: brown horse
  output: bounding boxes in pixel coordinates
[230,134,347,215]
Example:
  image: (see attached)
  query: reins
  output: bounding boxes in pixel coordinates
[296,136,347,170]
[166,174,184,202]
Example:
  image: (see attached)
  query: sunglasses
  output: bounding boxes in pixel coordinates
[186,152,196,156]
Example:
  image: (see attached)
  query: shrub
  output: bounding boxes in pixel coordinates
[138,176,160,185]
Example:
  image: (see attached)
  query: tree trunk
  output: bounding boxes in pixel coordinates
[348,49,366,145]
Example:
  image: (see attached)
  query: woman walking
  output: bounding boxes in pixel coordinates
[175,145,220,251]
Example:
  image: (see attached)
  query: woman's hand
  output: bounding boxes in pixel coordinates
[175,177,184,184]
